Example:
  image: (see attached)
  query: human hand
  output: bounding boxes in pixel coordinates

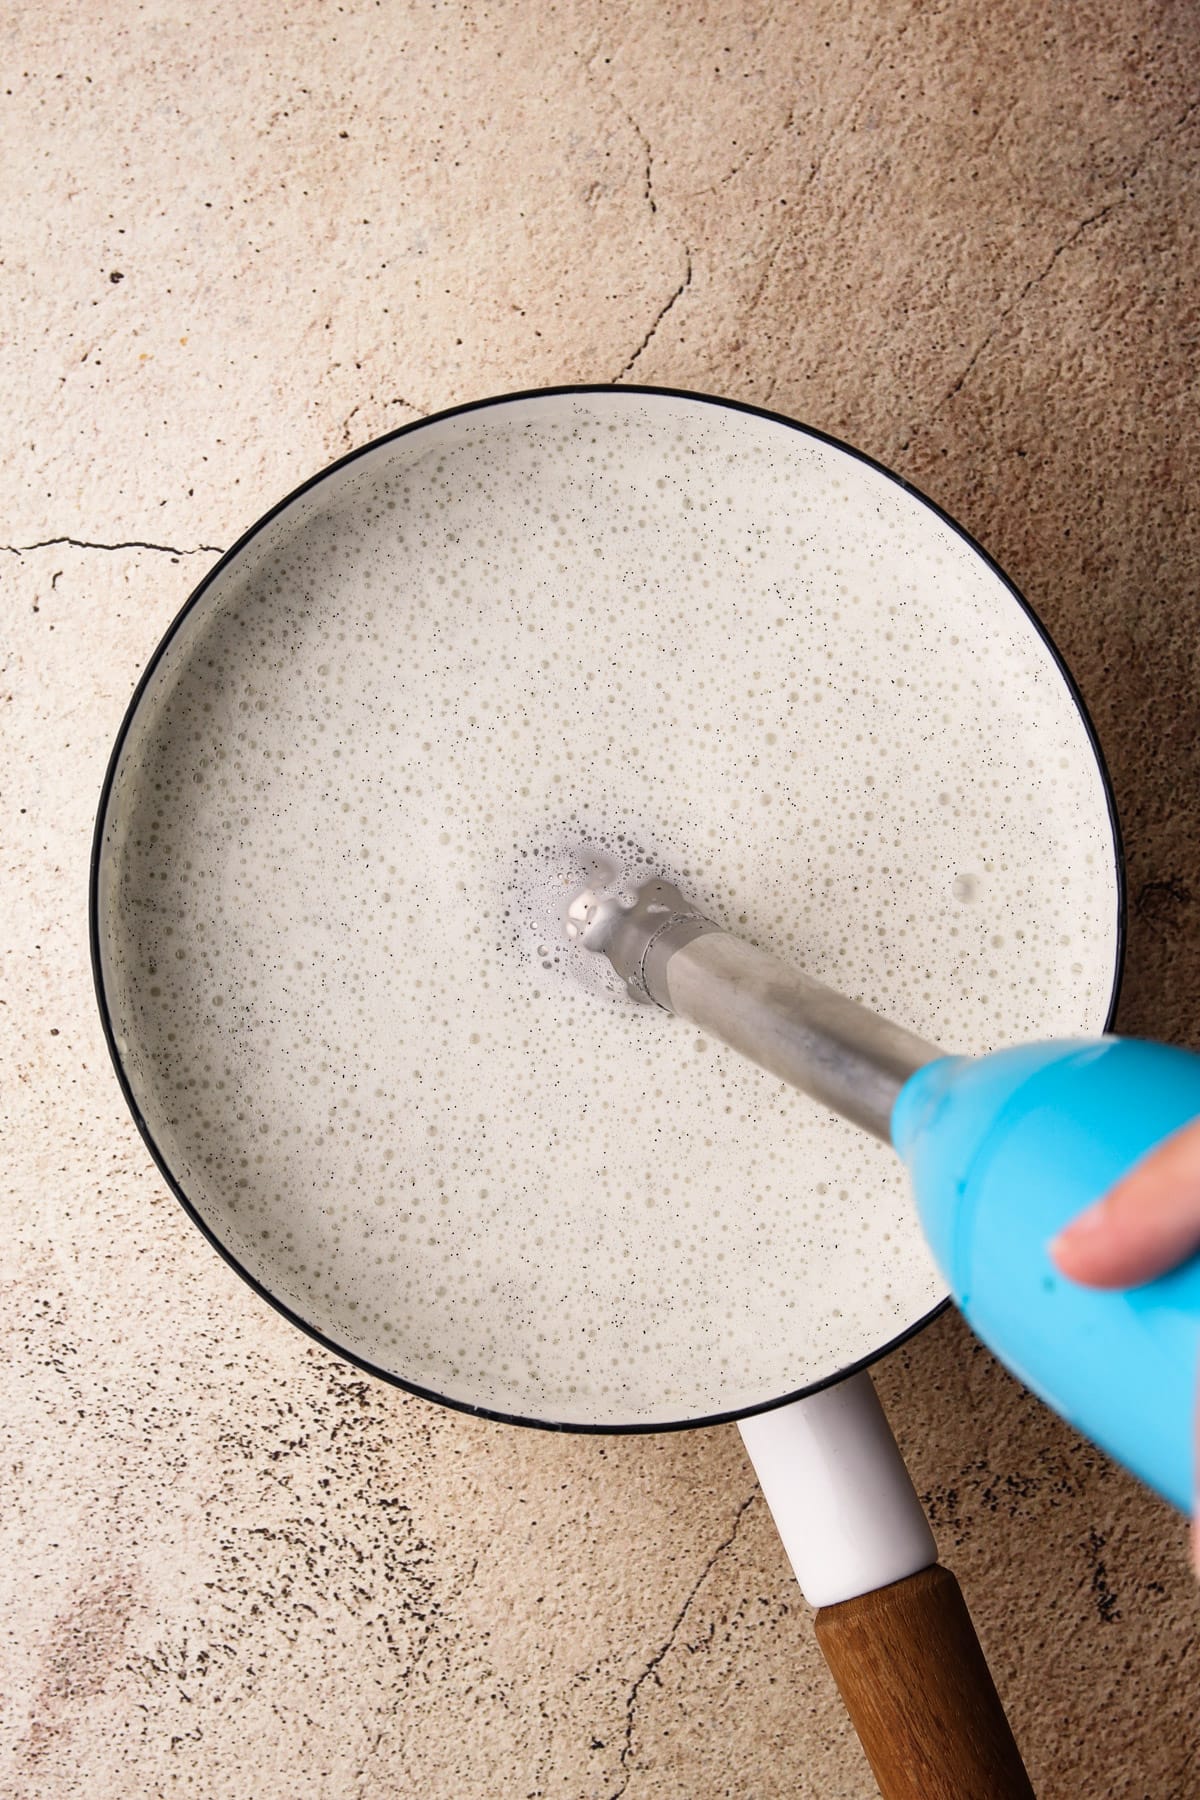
[1052,1115,1200,1563]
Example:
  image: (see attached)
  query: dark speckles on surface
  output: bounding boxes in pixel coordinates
[13,1569,142,1773]
[1135,877,1194,939]
[1086,1529,1122,1624]
[39,1571,140,1704]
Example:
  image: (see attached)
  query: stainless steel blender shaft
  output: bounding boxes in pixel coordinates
[572,878,941,1141]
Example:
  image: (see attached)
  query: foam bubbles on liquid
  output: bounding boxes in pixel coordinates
[96,393,1120,1427]
[507,836,716,1009]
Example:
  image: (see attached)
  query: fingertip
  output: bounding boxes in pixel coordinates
[1050,1200,1110,1280]
[1048,1232,1073,1273]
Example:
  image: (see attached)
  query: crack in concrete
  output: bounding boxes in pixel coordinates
[739,105,850,330]
[615,98,657,216]
[683,105,797,199]
[689,1,908,202]
[5,536,224,558]
[940,94,1199,412]
[616,251,693,381]
[940,201,1119,407]
[606,1491,756,1800]
[744,228,790,324]
[723,105,795,187]
[582,56,705,389]
[583,55,658,221]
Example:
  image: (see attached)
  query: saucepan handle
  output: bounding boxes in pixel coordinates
[739,1372,1034,1799]
[814,1562,1034,1799]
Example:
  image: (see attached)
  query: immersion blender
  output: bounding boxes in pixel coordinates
[570,871,1200,1512]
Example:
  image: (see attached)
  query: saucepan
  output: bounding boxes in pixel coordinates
[91,387,1122,1798]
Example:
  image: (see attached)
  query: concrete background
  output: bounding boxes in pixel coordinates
[3,2,1198,1794]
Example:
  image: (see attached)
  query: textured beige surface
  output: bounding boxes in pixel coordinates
[3,2,1199,1796]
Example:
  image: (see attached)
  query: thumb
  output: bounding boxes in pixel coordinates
[1052,1117,1200,1289]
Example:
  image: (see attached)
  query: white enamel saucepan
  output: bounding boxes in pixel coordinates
[92,388,1123,1799]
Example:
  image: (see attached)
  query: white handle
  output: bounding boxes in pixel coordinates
[738,1370,936,1608]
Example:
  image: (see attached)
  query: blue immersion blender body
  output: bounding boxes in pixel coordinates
[573,874,1200,1511]
[894,1038,1200,1512]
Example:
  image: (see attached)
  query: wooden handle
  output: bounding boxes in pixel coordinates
[814,1564,1035,1800]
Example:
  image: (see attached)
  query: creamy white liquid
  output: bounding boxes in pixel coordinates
[98,393,1120,1426]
